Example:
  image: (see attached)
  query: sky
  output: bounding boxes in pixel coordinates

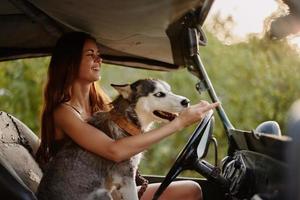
[205,0,300,48]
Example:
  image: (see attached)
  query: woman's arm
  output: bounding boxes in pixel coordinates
[54,101,219,163]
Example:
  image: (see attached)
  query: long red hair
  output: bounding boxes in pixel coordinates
[36,32,111,165]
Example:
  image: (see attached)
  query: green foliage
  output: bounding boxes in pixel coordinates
[0,32,299,178]
[0,58,49,133]
[201,35,300,132]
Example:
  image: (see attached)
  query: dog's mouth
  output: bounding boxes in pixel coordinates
[153,110,177,121]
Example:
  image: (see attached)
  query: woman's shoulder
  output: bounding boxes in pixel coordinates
[53,104,82,124]
[54,103,70,116]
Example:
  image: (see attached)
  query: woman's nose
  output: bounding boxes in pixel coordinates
[94,55,102,63]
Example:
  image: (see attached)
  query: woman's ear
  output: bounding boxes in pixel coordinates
[111,84,132,99]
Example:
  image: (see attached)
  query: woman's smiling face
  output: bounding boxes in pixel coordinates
[78,39,102,83]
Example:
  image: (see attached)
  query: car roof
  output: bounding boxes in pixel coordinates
[0,0,214,70]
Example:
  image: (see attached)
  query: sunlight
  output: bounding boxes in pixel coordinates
[208,0,278,40]
[288,35,300,52]
[205,0,300,52]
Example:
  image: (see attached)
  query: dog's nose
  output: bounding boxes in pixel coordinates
[181,99,190,107]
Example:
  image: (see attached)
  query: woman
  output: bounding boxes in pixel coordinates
[36,31,219,200]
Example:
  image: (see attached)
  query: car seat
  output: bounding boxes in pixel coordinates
[0,111,41,200]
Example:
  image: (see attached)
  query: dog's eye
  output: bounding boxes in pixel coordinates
[153,92,166,97]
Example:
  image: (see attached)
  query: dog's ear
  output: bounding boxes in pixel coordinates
[111,84,132,99]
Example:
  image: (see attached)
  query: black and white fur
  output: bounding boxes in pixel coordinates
[37,79,190,200]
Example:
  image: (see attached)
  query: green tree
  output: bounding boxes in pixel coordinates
[0,58,49,133]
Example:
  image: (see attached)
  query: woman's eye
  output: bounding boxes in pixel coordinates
[154,92,166,97]
[86,54,101,60]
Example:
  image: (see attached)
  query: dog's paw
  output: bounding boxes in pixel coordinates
[86,188,113,200]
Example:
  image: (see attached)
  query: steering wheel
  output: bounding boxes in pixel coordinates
[152,111,216,200]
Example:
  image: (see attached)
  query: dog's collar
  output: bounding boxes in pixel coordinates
[109,109,142,136]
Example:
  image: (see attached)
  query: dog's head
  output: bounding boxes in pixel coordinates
[111,79,190,127]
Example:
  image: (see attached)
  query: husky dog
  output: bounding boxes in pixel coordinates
[37,79,190,200]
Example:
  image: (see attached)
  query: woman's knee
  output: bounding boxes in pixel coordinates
[174,180,202,200]
[185,180,202,200]
[140,180,202,200]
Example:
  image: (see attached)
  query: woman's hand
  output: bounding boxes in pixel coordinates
[174,101,220,130]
